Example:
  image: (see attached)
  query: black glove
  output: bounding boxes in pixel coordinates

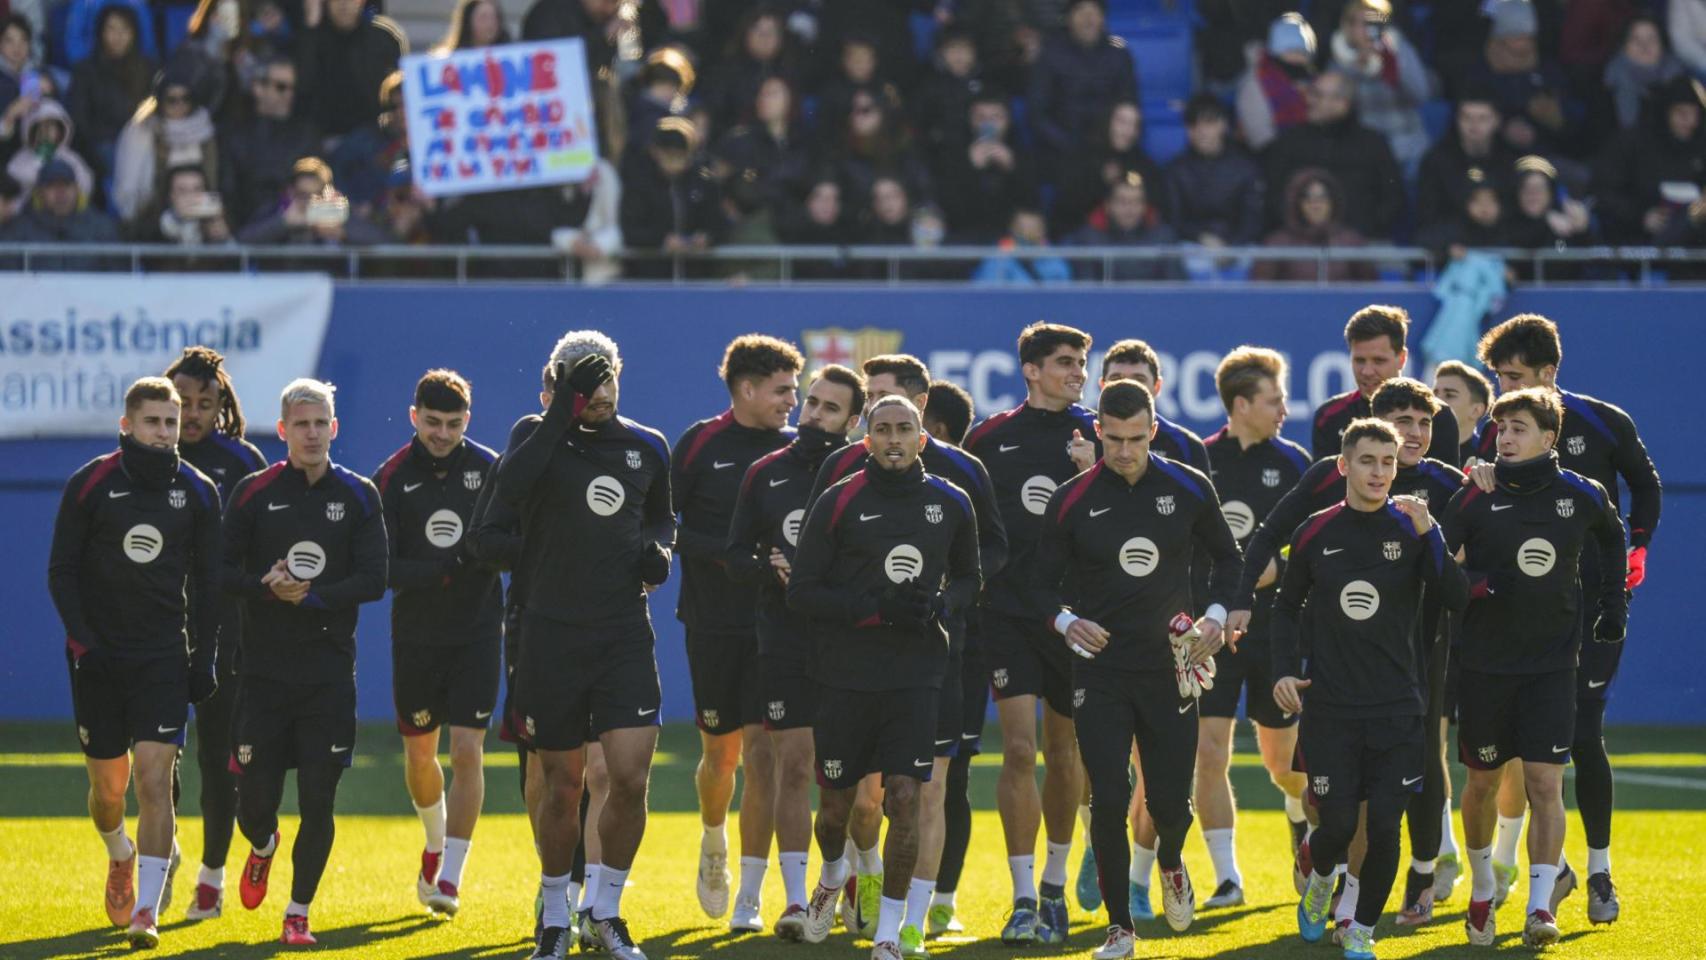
[876,581,932,626]
[189,667,219,704]
[545,353,613,425]
[1593,612,1626,644]
[638,542,672,586]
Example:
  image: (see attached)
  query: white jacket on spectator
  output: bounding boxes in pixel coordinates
[111,98,216,223]
[1672,0,1706,78]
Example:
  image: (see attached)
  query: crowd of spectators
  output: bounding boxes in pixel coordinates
[0,0,1704,282]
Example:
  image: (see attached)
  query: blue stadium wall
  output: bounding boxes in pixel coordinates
[4,284,1700,724]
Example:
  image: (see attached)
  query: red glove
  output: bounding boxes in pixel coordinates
[1626,546,1647,590]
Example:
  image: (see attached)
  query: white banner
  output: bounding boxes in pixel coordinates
[0,273,332,438]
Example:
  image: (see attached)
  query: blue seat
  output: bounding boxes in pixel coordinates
[1143,103,1188,164]
[1125,26,1194,105]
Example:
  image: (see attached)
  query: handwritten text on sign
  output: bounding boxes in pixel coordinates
[401,38,599,197]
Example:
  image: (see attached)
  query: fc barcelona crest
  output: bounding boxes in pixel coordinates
[464,470,484,490]
[1155,495,1176,516]
[1262,468,1282,488]
[1556,498,1575,518]
[823,759,843,779]
[326,501,346,522]
[768,701,786,722]
[238,744,253,765]
[1383,541,1402,561]
[925,504,943,524]
[1566,435,1586,456]
[169,489,187,509]
[1312,775,1330,796]
[626,449,643,470]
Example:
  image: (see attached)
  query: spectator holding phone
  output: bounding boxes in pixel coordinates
[154,164,233,244]
[112,55,220,227]
[6,98,96,197]
[237,156,387,245]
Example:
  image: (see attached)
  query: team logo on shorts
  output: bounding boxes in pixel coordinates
[123,524,164,564]
[464,470,484,491]
[884,544,924,583]
[701,709,721,729]
[1155,495,1175,516]
[525,716,536,738]
[1566,435,1586,456]
[784,509,804,546]
[425,509,464,547]
[1312,775,1329,797]
[326,501,346,522]
[586,476,626,516]
[823,759,843,780]
[168,489,187,509]
[626,449,643,470]
[1517,537,1557,577]
[768,701,786,722]
[412,709,432,728]
[925,503,943,524]
[237,744,253,765]
[1072,688,1085,709]
[1020,475,1057,516]
[1262,468,1282,488]
[1477,744,1498,764]
[1339,580,1380,620]
[78,725,90,746]
[1556,498,1575,519]
[286,540,328,579]
[1118,537,1160,578]
[1383,540,1402,561]
[1221,500,1255,539]
[992,668,1010,690]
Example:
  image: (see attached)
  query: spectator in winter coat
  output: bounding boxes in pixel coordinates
[295,0,406,138]
[1237,13,1317,150]
[1591,74,1706,243]
[221,57,318,225]
[713,75,811,214]
[237,156,389,245]
[1050,99,1161,238]
[1029,0,1139,175]
[1251,167,1377,283]
[1602,14,1685,131]
[1326,0,1434,177]
[1469,0,1579,159]
[935,93,1039,243]
[912,27,990,165]
[825,89,935,214]
[704,6,797,132]
[1263,70,1404,240]
[6,98,95,197]
[67,6,154,182]
[111,55,219,226]
[1161,94,1264,247]
[1064,172,1183,281]
[1416,90,1518,230]
[973,208,1073,284]
[619,117,724,274]
[1,156,119,242]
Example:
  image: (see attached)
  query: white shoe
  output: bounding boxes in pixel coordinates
[1432,853,1461,902]
[595,916,647,960]
[1160,864,1195,933]
[730,895,762,932]
[1091,925,1135,960]
[803,882,839,944]
[697,849,730,918]
[1522,909,1560,948]
[870,940,902,960]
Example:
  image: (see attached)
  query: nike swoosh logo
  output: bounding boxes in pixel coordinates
[474,710,492,719]
[998,444,1020,452]
[157,725,179,734]
[637,708,657,716]
[1491,504,1514,512]
[769,478,790,487]
[267,502,290,511]
[403,482,423,492]
[934,738,954,746]
[713,461,736,470]
[1323,548,1344,555]
[1178,702,1195,714]
[1552,745,1570,754]
[108,490,131,499]
[1402,775,1423,786]
[860,513,881,521]
[914,759,932,768]
[331,745,350,753]
[1089,507,1111,517]
[1587,680,1607,689]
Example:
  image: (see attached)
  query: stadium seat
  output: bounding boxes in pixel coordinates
[1143,102,1188,165]
[1124,24,1194,106]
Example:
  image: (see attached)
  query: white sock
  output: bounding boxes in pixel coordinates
[286,899,310,918]
[1077,804,1093,832]
[1493,814,1524,867]
[1129,843,1157,885]
[592,865,628,921]
[1412,857,1436,875]
[1008,854,1037,902]
[904,877,935,930]
[737,856,767,903]
[99,823,134,861]
[136,855,169,916]
[1440,802,1460,857]
[1469,845,1495,901]
[567,881,582,916]
[931,889,956,909]
[1527,863,1559,915]
[1041,841,1070,888]
[780,852,809,907]
[541,873,571,928]
[198,864,225,889]
[1588,846,1611,876]
[254,832,278,858]
[581,865,602,911]
[416,798,447,854]
[1284,793,1306,823]
[1335,875,1360,925]
[703,823,727,854]
[1204,828,1241,888]
[856,843,883,876]
[875,895,904,944]
[441,837,471,888]
[819,855,849,890]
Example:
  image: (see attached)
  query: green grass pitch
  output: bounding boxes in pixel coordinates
[3,721,1702,959]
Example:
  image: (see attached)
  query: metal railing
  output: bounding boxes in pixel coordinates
[5,242,1706,285]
